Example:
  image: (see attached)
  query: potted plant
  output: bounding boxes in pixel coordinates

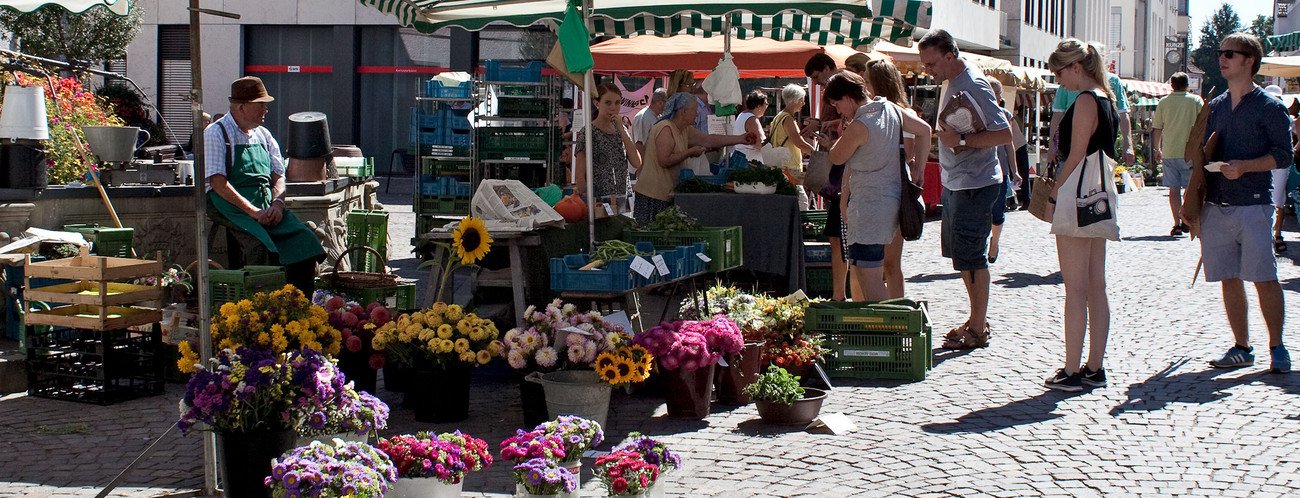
[509,299,630,427]
[614,433,682,498]
[592,450,660,497]
[631,317,741,419]
[377,431,493,498]
[317,290,392,394]
[265,439,397,498]
[371,303,502,422]
[176,284,342,374]
[512,458,578,498]
[293,387,389,447]
[534,415,604,498]
[743,366,827,425]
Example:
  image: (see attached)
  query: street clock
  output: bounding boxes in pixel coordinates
[1165,49,1182,65]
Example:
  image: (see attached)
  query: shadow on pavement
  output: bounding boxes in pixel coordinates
[907,272,961,283]
[732,418,809,437]
[993,271,1062,288]
[1123,235,1181,242]
[931,348,975,368]
[1280,277,1300,292]
[920,391,1068,434]
[1105,358,1300,416]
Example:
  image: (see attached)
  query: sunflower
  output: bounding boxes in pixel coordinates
[452,216,493,265]
[597,364,620,384]
[595,352,618,370]
[613,358,634,384]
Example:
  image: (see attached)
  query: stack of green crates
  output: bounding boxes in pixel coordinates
[622,226,743,273]
[804,299,932,381]
[209,266,286,309]
[63,224,134,258]
[345,210,389,273]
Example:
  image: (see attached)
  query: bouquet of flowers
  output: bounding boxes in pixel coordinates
[316,290,392,371]
[762,335,826,367]
[499,428,568,463]
[295,387,389,438]
[371,303,502,370]
[614,432,682,475]
[632,316,742,371]
[177,285,340,374]
[179,347,347,434]
[595,345,654,387]
[265,439,397,498]
[377,431,492,484]
[535,415,603,464]
[501,299,628,372]
[513,458,578,495]
[593,450,660,496]
[679,285,767,341]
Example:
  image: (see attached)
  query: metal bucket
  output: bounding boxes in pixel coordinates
[81,126,149,163]
[286,111,331,159]
[525,370,611,429]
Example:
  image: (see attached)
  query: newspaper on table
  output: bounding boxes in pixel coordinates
[938,90,989,154]
[469,179,565,230]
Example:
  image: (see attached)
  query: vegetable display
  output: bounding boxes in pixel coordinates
[644,206,702,232]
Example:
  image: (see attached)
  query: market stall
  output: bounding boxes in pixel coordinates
[589,35,877,78]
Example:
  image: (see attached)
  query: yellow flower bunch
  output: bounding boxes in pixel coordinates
[372,303,502,370]
[177,285,341,374]
[594,345,654,387]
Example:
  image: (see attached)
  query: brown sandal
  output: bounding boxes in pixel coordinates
[941,322,990,349]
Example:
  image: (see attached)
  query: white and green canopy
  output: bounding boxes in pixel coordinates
[359,0,931,46]
[1267,31,1300,54]
[0,0,130,15]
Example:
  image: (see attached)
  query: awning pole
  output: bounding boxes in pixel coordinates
[189,0,217,493]
[584,0,596,251]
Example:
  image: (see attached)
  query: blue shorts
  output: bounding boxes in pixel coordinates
[1200,204,1277,282]
[941,184,1001,272]
[991,178,1009,226]
[1162,158,1192,189]
[847,243,886,268]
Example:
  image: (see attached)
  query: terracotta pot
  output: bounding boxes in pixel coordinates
[754,387,827,425]
[662,363,715,419]
[286,156,328,182]
[715,342,764,404]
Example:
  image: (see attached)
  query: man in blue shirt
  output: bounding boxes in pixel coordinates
[1186,33,1291,374]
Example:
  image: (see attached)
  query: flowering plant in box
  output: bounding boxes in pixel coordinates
[500,428,568,463]
[632,316,743,371]
[593,450,660,496]
[762,335,826,367]
[679,285,767,341]
[314,290,392,371]
[11,73,124,185]
[265,439,397,498]
[614,432,682,475]
[296,387,389,438]
[535,415,603,464]
[180,347,340,434]
[177,285,340,374]
[595,345,654,387]
[513,458,578,495]
[501,299,629,372]
[370,303,501,370]
[376,431,492,483]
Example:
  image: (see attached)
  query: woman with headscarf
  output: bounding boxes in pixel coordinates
[828,71,932,302]
[633,92,757,225]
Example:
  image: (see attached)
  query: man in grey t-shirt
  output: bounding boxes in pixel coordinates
[918,29,1013,349]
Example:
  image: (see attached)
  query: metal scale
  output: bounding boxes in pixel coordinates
[81,126,180,186]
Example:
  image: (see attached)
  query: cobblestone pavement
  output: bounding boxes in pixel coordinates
[2,185,1299,497]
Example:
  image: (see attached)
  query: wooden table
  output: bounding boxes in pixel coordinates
[560,269,705,332]
[417,230,541,328]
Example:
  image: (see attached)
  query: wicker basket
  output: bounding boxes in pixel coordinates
[320,246,399,289]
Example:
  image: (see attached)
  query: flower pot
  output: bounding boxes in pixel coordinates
[409,365,473,423]
[525,370,612,429]
[388,477,463,498]
[662,363,715,420]
[754,387,827,426]
[217,429,296,498]
[646,472,668,498]
[715,342,764,404]
[339,353,378,395]
[384,364,413,393]
[559,460,581,498]
[519,374,550,428]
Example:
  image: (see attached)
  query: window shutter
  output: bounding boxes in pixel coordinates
[159,26,192,146]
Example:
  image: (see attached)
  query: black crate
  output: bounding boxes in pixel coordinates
[26,324,164,405]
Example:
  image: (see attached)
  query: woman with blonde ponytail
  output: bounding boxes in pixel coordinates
[1042,39,1120,392]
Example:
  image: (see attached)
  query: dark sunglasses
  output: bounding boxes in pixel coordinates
[1218,49,1251,59]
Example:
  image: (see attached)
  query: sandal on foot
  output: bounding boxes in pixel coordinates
[1276,236,1287,254]
[942,322,990,349]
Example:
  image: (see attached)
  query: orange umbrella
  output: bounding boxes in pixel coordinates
[590,35,887,78]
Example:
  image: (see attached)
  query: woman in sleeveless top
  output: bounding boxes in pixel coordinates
[864,58,927,301]
[1043,39,1120,392]
[769,84,817,210]
[827,72,932,302]
[733,90,768,162]
[575,82,642,201]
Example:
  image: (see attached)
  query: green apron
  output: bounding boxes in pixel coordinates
[208,128,324,265]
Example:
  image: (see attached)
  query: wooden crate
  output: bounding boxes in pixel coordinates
[24,304,161,330]
[25,281,162,307]
[25,252,161,282]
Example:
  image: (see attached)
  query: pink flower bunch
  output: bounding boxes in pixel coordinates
[698,314,744,355]
[593,450,660,496]
[499,428,568,463]
[376,431,492,484]
[318,290,393,370]
[631,321,720,371]
[501,299,627,372]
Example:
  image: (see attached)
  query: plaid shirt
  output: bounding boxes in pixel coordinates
[202,113,285,190]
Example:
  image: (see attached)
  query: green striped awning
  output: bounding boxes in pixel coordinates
[1267,31,1300,54]
[357,0,931,46]
[0,0,130,15]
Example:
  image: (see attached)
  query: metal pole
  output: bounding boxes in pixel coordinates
[189,0,217,493]
[583,0,596,251]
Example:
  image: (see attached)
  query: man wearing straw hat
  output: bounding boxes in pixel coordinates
[205,76,325,291]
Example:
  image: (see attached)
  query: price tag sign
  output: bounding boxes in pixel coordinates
[630,256,655,278]
[603,203,614,216]
[697,253,712,263]
[560,326,593,336]
[652,254,671,277]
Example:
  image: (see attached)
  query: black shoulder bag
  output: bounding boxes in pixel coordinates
[896,105,925,241]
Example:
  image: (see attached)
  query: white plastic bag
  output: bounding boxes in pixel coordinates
[760,144,792,169]
[702,55,742,108]
[470,179,565,230]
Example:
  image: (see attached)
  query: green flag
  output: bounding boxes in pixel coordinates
[557,2,593,74]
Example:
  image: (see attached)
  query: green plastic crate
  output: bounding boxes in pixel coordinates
[477,126,558,160]
[421,157,472,177]
[345,210,389,273]
[805,300,930,335]
[496,98,550,118]
[805,266,833,298]
[209,266,286,308]
[415,195,471,215]
[62,224,134,258]
[821,328,930,381]
[621,226,743,273]
[336,157,374,177]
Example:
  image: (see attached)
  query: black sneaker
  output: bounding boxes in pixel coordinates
[1044,368,1084,392]
[1081,366,1107,387]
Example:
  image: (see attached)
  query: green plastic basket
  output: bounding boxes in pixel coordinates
[209,266,286,309]
[621,226,743,273]
[337,157,374,177]
[345,210,389,273]
[314,277,417,311]
[805,300,930,335]
[62,224,134,258]
[821,328,930,381]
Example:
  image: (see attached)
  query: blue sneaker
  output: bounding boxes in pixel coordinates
[1209,345,1254,368]
[1271,345,1291,374]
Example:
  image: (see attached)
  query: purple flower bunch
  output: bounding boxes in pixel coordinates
[535,415,604,464]
[265,439,397,498]
[499,428,568,463]
[615,432,682,474]
[296,388,390,437]
[512,457,578,495]
[632,321,721,371]
[179,347,298,434]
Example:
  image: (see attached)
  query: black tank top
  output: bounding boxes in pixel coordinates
[1059,90,1119,160]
